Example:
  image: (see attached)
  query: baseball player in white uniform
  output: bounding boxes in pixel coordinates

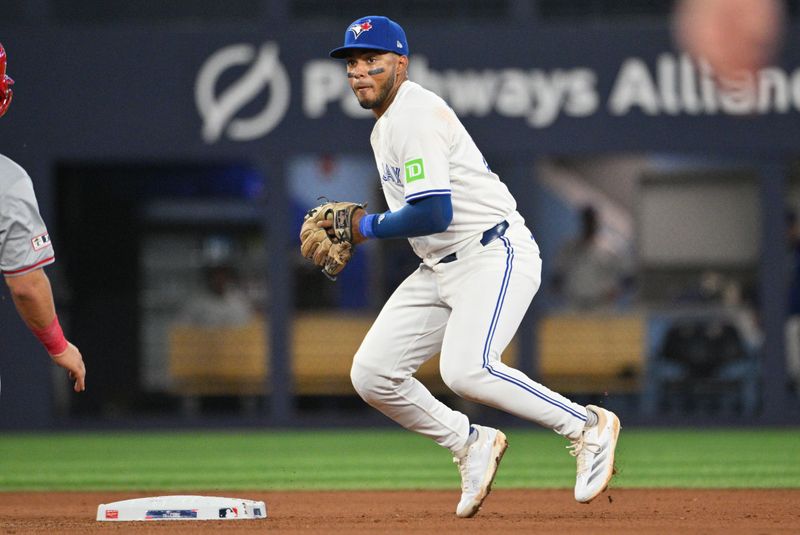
[0,42,86,393]
[325,17,621,517]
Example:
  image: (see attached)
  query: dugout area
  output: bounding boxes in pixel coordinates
[42,156,777,423]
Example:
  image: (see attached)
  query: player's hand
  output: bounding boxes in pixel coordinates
[317,207,368,244]
[300,200,365,280]
[50,342,86,392]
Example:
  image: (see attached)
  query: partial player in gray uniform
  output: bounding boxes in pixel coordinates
[0,42,86,393]
[321,17,620,517]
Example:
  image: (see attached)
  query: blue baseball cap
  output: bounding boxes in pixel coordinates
[329,16,409,58]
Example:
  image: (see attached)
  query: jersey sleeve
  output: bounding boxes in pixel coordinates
[393,105,452,203]
[0,178,55,277]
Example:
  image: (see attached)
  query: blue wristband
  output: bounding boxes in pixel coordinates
[359,213,378,239]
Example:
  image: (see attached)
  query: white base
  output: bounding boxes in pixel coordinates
[96,495,267,521]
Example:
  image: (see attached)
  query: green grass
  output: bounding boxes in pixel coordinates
[0,428,797,491]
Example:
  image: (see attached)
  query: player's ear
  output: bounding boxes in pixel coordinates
[397,55,409,77]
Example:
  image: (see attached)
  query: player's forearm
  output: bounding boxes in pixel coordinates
[5,268,57,330]
[359,194,453,239]
[5,269,70,356]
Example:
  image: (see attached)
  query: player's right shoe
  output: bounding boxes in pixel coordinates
[570,405,621,503]
[452,424,508,518]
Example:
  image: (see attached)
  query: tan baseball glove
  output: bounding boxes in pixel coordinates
[299,201,365,280]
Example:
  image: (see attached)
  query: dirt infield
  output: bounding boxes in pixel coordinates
[1,489,797,534]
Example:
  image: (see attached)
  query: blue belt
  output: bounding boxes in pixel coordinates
[439,220,509,264]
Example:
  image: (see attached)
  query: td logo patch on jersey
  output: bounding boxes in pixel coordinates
[404,158,426,183]
[349,21,373,39]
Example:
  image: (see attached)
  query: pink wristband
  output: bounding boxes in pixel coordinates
[32,315,68,356]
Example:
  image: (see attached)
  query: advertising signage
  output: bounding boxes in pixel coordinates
[1,24,799,157]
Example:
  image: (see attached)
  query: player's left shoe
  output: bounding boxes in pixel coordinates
[452,425,508,518]
[570,405,621,504]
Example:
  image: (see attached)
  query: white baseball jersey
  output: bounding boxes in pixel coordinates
[352,79,589,455]
[370,81,516,264]
[0,153,55,277]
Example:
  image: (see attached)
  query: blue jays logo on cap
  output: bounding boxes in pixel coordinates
[349,20,373,39]
[330,16,409,58]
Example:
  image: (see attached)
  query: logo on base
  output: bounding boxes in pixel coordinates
[219,507,239,518]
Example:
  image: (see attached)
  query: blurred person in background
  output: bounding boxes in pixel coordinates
[675,0,784,80]
[785,210,800,391]
[178,237,254,327]
[786,211,800,316]
[178,263,254,327]
[551,205,631,310]
[0,43,85,392]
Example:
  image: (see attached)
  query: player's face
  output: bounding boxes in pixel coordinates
[345,51,405,115]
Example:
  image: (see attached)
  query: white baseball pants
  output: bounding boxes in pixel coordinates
[350,216,588,452]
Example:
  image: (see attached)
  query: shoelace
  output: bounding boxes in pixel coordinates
[453,455,469,492]
[567,435,601,475]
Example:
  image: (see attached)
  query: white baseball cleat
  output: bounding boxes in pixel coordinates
[570,405,621,504]
[452,425,508,518]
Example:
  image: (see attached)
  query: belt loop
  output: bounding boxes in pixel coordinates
[480,220,509,246]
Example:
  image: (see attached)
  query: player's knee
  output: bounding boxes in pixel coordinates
[350,359,393,405]
[350,360,371,399]
[440,364,483,401]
